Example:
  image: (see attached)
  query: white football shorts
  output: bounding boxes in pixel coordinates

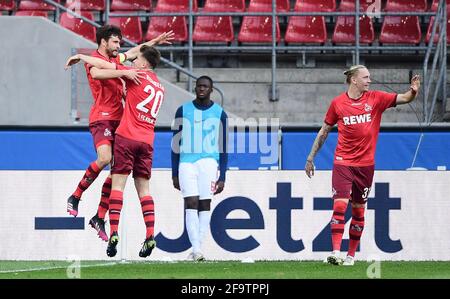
[179,158,219,199]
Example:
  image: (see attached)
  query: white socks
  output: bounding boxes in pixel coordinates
[186,209,211,254]
[185,209,200,253]
[199,210,211,247]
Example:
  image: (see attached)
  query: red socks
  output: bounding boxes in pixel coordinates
[331,200,348,251]
[107,191,155,239]
[109,190,123,237]
[72,162,101,199]
[97,177,112,219]
[348,207,365,257]
[140,196,155,238]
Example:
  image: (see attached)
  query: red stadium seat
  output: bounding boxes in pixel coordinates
[146,16,187,42]
[385,0,427,12]
[425,16,450,44]
[60,11,96,42]
[65,0,105,11]
[285,0,330,44]
[238,16,281,43]
[248,0,290,12]
[332,2,374,44]
[430,0,450,13]
[15,10,49,17]
[146,1,198,43]
[379,16,421,44]
[193,16,234,43]
[382,0,424,45]
[0,0,15,11]
[238,0,284,43]
[285,16,327,43]
[155,0,198,12]
[204,0,245,12]
[108,13,143,43]
[294,0,336,12]
[192,0,240,43]
[19,0,60,11]
[111,0,152,11]
[332,15,374,44]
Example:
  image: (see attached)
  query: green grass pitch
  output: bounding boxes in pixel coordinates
[1,260,449,279]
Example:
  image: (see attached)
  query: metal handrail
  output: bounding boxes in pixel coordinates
[423,0,447,124]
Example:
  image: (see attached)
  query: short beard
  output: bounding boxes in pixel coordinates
[106,48,118,58]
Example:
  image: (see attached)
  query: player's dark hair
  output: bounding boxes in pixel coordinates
[140,45,160,69]
[196,75,213,88]
[96,25,122,46]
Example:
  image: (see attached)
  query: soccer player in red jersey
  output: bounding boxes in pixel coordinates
[66,45,164,258]
[305,65,420,266]
[66,25,173,243]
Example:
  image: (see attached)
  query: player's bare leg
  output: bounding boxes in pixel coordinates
[106,174,128,257]
[134,178,156,258]
[325,198,349,265]
[67,144,112,217]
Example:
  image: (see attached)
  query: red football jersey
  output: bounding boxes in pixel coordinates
[324,90,397,166]
[115,65,165,146]
[85,50,126,124]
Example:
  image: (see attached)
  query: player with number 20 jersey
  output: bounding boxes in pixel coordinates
[63,45,165,258]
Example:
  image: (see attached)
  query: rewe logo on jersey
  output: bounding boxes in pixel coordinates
[343,113,372,125]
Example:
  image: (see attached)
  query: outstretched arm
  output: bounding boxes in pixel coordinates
[124,31,174,61]
[65,54,145,84]
[305,122,333,178]
[396,75,420,105]
[65,53,116,70]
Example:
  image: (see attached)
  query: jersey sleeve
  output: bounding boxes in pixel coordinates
[324,100,338,126]
[374,90,397,112]
[218,110,228,182]
[84,62,93,73]
[171,106,183,178]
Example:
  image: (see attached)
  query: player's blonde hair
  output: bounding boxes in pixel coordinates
[343,65,367,84]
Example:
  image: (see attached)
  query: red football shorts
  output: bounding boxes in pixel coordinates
[112,134,153,179]
[332,164,375,204]
[89,120,120,149]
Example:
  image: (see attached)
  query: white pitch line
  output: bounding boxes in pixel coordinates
[0,262,118,274]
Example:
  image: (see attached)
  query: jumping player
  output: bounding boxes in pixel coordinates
[65,45,164,258]
[66,25,173,243]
